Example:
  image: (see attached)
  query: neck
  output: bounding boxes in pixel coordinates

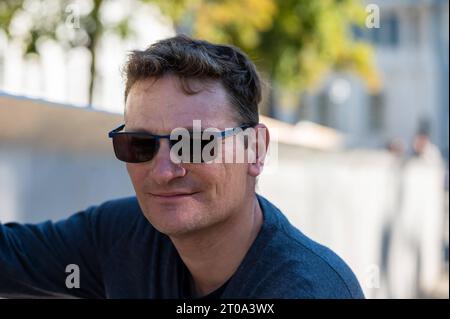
[170,194,263,297]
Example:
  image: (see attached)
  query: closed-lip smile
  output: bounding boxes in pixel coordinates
[149,192,198,199]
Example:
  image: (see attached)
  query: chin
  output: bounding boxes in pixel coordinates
[141,203,209,237]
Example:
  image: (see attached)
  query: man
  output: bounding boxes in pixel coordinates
[0,35,364,298]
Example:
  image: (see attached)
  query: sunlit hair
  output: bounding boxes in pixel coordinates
[123,35,261,126]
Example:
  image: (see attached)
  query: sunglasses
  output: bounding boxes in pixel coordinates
[108,123,253,163]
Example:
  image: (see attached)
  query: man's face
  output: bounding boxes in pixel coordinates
[125,75,255,237]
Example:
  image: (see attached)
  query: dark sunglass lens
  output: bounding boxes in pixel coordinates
[113,134,158,163]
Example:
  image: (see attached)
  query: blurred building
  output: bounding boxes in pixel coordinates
[280,0,449,161]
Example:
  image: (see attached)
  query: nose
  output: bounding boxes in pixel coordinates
[150,139,186,184]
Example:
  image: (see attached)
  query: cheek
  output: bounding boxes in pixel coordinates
[126,164,147,190]
[231,164,249,186]
[213,163,248,196]
[185,164,227,197]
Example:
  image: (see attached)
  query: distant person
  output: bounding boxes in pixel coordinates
[0,36,363,299]
[412,122,442,165]
[387,138,406,158]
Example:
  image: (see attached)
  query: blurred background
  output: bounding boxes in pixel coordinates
[0,0,448,298]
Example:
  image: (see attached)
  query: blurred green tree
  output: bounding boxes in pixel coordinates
[151,0,380,117]
[0,0,134,106]
[1,0,379,117]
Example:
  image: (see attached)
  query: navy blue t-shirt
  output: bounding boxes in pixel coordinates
[0,194,364,298]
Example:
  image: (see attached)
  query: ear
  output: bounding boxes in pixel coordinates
[248,123,270,177]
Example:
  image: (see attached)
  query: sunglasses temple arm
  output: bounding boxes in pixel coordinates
[108,124,126,138]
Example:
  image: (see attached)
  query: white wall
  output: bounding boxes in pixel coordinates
[258,145,446,298]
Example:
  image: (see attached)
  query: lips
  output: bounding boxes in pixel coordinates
[148,191,198,199]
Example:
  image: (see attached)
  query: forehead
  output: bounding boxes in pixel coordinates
[125,75,237,133]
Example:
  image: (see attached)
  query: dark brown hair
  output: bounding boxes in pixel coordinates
[123,35,261,125]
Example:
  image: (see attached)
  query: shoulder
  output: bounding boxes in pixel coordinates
[93,196,142,218]
[252,195,364,299]
[259,231,365,298]
[80,196,151,252]
[88,196,143,228]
